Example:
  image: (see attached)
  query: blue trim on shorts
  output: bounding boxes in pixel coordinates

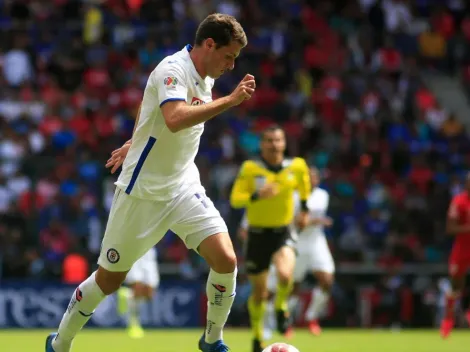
[125,136,157,195]
[159,97,185,107]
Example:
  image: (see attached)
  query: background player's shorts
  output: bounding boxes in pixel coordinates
[294,233,334,282]
[245,226,296,275]
[449,245,470,277]
[125,248,160,288]
[98,185,228,272]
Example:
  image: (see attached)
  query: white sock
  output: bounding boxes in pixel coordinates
[289,295,300,321]
[53,272,105,351]
[305,287,329,322]
[128,294,142,327]
[205,268,237,343]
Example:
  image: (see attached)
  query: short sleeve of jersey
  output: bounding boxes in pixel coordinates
[152,63,188,107]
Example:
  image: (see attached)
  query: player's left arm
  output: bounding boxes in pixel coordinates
[230,161,255,209]
[105,104,142,173]
[295,158,311,229]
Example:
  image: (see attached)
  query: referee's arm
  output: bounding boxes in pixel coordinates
[296,158,312,229]
[297,158,312,211]
[230,162,254,209]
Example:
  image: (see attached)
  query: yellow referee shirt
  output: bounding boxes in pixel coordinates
[230,157,311,228]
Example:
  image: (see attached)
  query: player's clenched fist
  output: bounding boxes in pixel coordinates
[229,74,256,106]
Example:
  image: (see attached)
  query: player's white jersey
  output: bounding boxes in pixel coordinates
[294,187,334,278]
[116,45,214,201]
[298,188,329,240]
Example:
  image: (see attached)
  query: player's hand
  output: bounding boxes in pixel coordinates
[258,182,279,199]
[321,217,333,227]
[229,74,256,106]
[106,140,132,174]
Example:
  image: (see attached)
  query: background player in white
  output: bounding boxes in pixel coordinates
[292,167,334,336]
[116,246,159,339]
[46,14,256,352]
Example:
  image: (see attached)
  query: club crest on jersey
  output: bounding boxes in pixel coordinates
[164,76,178,87]
[191,97,205,106]
[107,248,120,263]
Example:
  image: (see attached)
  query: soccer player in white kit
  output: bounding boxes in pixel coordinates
[116,246,159,338]
[45,14,255,352]
[292,167,334,336]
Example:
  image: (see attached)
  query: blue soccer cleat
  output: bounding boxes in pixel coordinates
[198,334,230,352]
[45,333,57,352]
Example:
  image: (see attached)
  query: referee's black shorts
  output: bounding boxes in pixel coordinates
[244,226,297,275]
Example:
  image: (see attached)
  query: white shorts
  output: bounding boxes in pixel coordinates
[125,248,160,288]
[98,185,228,272]
[294,233,335,282]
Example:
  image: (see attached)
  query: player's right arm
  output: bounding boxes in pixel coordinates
[155,64,255,133]
[446,196,470,235]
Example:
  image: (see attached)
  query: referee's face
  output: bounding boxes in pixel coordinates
[261,129,286,158]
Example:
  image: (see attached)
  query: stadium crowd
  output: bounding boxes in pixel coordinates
[0,0,469,285]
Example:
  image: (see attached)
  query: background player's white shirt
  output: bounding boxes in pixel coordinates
[116,45,214,200]
[125,247,160,288]
[298,188,329,240]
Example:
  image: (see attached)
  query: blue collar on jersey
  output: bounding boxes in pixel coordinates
[186,44,193,52]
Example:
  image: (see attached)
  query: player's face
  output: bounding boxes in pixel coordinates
[261,129,286,156]
[204,39,243,79]
[310,169,320,187]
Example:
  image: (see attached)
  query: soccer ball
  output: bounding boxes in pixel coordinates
[262,343,300,352]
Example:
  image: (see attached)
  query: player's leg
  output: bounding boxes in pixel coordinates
[288,249,310,326]
[305,271,334,335]
[236,229,273,352]
[272,238,297,335]
[263,265,278,340]
[170,188,235,351]
[440,257,467,338]
[48,190,167,352]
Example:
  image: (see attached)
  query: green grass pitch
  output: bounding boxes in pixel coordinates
[2,328,469,352]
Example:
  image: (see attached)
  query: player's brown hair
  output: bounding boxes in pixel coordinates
[195,13,247,48]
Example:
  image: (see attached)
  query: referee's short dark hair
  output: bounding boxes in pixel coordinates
[195,13,247,48]
[261,124,284,139]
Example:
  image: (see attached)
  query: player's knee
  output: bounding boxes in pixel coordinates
[277,271,291,286]
[199,233,237,273]
[96,266,127,295]
[210,249,237,274]
[144,286,154,300]
[251,289,268,303]
[319,274,334,292]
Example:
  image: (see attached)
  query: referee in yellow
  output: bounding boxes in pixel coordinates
[230,125,311,352]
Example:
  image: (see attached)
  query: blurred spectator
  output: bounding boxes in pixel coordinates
[0,0,469,283]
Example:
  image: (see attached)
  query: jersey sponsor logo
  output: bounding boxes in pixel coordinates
[191,97,205,105]
[164,76,178,87]
[107,248,120,264]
